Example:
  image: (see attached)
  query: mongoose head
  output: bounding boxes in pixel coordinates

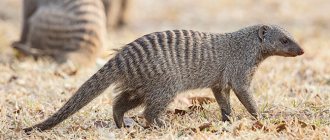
[258,25,304,57]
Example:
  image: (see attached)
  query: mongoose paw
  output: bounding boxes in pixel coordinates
[115,117,138,128]
[115,123,131,129]
[11,41,28,57]
[11,41,42,57]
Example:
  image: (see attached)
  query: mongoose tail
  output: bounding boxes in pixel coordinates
[24,62,115,133]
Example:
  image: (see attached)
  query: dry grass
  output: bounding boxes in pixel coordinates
[0,0,330,139]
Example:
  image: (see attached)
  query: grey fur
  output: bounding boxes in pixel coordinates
[12,0,107,66]
[23,24,304,132]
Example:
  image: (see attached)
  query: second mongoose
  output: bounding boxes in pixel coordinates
[24,24,304,132]
[12,0,107,66]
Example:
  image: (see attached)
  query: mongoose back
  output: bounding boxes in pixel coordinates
[24,24,304,132]
[12,0,107,66]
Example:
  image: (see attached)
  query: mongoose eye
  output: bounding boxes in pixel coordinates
[280,38,289,44]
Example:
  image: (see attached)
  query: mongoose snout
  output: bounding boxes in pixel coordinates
[24,24,303,133]
[294,46,304,56]
[296,45,305,55]
[284,43,304,57]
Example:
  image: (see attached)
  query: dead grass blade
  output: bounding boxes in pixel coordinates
[189,97,216,105]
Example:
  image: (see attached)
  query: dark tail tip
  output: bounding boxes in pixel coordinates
[23,127,34,135]
[23,126,42,135]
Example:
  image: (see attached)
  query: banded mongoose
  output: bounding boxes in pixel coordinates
[12,0,107,66]
[24,24,304,132]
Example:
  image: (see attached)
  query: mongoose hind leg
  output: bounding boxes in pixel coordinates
[211,85,232,122]
[143,88,176,128]
[113,90,143,128]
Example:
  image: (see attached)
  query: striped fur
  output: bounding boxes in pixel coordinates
[13,0,107,66]
[114,30,223,89]
[24,25,304,132]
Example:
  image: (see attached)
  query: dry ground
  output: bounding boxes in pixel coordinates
[0,0,329,139]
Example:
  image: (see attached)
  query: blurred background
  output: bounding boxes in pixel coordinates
[0,0,329,138]
[0,0,329,56]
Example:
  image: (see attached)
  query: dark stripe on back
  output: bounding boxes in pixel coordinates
[155,32,168,68]
[65,1,100,12]
[167,30,179,70]
[186,30,194,68]
[204,32,212,62]
[182,30,189,67]
[140,36,161,76]
[210,34,218,62]
[122,46,138,78]
[146,33,164,74]
[166,31,176,68]
[135,37,151,59]
[131,40,152,78]
[71,36,97,47]
[191,31,198,65]
[71,19,101,28]
[115,53,129,76]
[62,0,77,7]
[145,34,158,59]
[156,32,164,49]
[165,31,174,69]
[173,30,184,70]
[73,10,103,19]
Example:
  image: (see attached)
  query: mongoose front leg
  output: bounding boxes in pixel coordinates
[232,86,258,119]
[211,85,231,122]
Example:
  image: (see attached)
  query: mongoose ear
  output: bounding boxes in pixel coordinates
[258,25,270,42]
